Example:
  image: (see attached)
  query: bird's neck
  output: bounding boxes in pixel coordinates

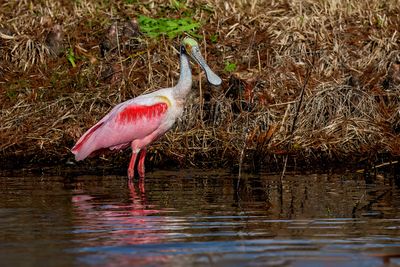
[174,52,192,100]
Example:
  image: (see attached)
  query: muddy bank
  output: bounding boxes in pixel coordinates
[1,1,400,171]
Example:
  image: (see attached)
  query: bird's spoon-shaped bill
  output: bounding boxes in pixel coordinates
[190,46,222,86]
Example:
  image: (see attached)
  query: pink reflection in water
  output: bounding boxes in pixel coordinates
[72,178,167,247]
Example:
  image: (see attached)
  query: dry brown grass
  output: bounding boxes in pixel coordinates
[1,0,400,170]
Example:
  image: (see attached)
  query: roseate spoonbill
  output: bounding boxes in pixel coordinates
[71,37,222,180]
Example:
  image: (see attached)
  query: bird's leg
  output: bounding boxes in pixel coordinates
[128,148,140,181]
[137,148,147,178]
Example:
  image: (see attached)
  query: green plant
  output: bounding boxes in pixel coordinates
[375,14,385,28]
[5,79,29,100]
[210,34,218,43]
[5,89,17,100]
[170,0,186,10]
[299,15,305,25]
[138,15,200,39]
[66,48,77,68]
[224,61,237,72]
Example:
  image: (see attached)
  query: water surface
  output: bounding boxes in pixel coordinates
[1,169,400,266]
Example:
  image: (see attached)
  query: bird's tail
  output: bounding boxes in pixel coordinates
[71,122,104,161]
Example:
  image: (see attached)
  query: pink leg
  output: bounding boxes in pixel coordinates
[128,151,139,181]
[137,148,147,178]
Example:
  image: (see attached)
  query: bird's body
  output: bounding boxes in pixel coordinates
[72,89,180,161]
[72,37,221,180]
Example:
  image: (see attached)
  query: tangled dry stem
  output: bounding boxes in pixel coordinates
[1,0,400,171]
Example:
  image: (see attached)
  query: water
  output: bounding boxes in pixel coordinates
[1,168,400,266]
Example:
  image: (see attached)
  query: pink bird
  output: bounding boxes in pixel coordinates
[71,37,222,180]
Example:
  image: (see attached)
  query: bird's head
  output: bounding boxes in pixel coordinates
[182,37,198,55]
[181,37,222,86]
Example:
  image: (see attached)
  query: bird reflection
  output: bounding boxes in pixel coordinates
[71,178,164,246]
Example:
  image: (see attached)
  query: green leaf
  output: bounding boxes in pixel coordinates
[210,34,218,43]
[66,48,76,68]
[138,15,200,39]
[224,61,237,73]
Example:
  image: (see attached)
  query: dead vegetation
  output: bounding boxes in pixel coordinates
[1,0,400,171]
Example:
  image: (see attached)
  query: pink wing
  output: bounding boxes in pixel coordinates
[72,100,169,161]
